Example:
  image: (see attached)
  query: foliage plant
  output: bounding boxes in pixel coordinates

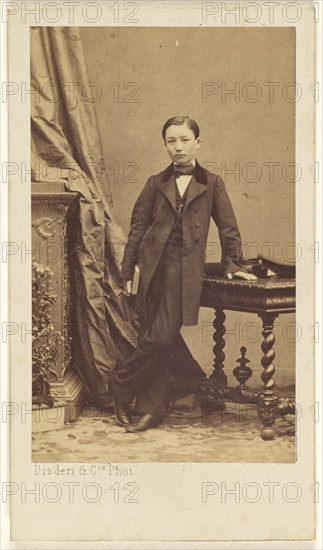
[32,262,67,409]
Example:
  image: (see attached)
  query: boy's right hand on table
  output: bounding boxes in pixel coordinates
[123,280,133,296]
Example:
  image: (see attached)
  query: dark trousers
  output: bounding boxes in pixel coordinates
[113,240,203,416]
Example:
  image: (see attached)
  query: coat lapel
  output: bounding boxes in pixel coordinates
[184,174,207,210]
[158,161,207,212]
[158,164,176,211]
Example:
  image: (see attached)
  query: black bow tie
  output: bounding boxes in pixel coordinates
[174,163,195,177]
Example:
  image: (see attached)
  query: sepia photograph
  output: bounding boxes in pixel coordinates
[3,0,319,545]
[30,25,297,463]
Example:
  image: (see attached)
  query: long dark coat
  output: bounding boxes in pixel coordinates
[121,161,244,326]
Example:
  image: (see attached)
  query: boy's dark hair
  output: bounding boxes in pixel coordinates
[162,116,200,141]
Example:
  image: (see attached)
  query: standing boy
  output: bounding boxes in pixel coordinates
[112,116,256,432]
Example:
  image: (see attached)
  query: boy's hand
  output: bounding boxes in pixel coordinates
[123,280,133,296]
[227,271,257,281]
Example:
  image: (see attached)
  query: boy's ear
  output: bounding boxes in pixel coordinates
[196,138,201,146]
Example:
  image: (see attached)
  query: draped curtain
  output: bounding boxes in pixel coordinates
[31,27,137,406]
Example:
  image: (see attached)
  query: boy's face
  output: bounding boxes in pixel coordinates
[164,124,201,165]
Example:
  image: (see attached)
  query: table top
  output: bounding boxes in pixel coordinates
[201,275,296,314]
[204,275,295,290]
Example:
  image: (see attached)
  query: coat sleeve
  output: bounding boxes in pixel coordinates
[211,175,247,276]
[121,176,156,281]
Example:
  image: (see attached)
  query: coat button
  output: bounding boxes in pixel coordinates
[195,237,200,243]
[195,222,200,228]
[194,207,198,212]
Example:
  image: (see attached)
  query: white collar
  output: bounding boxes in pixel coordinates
[174,158,196,166]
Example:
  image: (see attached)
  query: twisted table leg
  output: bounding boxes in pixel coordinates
[258,313,278,440]
[210,308,227,388]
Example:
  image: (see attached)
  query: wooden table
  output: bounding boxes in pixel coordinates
[201,275,296,440]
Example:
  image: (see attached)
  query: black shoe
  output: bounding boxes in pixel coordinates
[114,402,131,427]
[125,413,163,433]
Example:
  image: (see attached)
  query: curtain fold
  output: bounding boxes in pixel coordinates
[31,27,138,406]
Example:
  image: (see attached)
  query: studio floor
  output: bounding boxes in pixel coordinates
[32,391,296,463]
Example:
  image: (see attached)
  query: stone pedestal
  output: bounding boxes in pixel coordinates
[32,182,85,421]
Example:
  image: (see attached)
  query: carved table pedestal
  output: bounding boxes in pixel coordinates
[201,275,296,440]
